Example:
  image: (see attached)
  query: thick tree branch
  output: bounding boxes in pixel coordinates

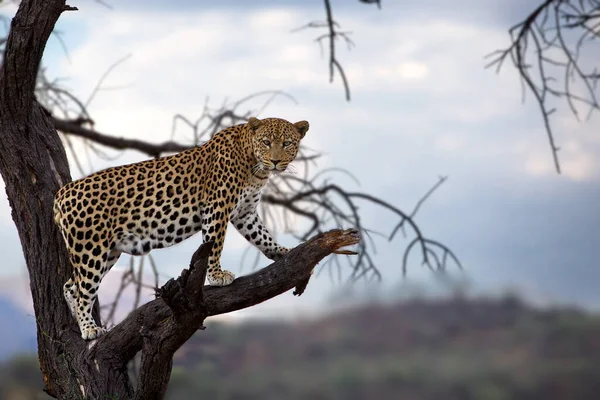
[92,229,359,362]
[133,242,212,399]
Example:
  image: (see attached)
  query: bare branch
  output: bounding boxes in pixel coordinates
[392,175,448,239]
[84,53,132,107]
[263,179,460,279]
[359,0,382,8]
[488,0,600,173]
[53,116,192,157]
[322,0,352,100]
[294,0,381,100]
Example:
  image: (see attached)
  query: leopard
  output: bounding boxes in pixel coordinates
[53,117,309,340]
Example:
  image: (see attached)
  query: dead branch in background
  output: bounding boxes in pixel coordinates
[487,0,600,173]
[293,0,382,101]
[53,117,191,157]
[321,0,352,101]
[359,0,382,7]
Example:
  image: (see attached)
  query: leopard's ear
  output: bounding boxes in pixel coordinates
[248,117,263,131]
[294,120,309,138]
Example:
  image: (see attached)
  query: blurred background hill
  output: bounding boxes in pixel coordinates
[2,294,599,400]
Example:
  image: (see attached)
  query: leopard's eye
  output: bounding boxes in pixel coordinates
[282,141,292,147]
[262,139,271,146]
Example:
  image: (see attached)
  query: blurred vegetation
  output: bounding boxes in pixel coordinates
[3,295,600,399]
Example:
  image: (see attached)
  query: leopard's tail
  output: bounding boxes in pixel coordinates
[53,200,61,225]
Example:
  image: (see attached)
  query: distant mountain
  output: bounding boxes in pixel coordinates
[0,297,37,359]
[169,295,600,400]
[2,295,600,399]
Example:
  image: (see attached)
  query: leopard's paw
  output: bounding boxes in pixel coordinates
[81,325,107,341]
[207,270,235,286]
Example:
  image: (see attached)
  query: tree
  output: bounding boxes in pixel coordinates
[0,0,457,398]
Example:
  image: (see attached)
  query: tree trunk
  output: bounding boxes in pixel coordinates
[0,1,103,397]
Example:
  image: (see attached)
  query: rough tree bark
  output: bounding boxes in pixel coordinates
[0,1,360,398]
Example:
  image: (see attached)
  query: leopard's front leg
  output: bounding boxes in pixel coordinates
[202,201,236,287]
[231,203,289,261]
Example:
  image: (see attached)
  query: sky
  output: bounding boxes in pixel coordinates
[0,0,599,322]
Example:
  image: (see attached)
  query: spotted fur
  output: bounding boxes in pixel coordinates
[53,117,309,340]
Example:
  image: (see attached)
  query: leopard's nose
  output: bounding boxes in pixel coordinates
[271,159,281,166]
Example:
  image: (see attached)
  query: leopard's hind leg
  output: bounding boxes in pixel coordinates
[68,247,121,340]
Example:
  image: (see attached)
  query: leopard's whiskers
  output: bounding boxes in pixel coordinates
[251,162,265,176]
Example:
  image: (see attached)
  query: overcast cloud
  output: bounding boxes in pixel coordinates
[0,0,599,320]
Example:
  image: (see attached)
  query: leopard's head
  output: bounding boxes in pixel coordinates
[248,117,309,174]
